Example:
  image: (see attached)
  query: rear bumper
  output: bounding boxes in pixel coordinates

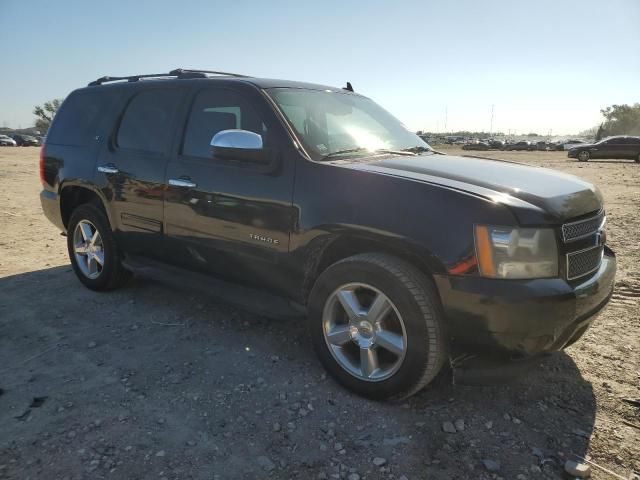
[40,189,65,232]
[434,247,616,356]
[567,150,579,158]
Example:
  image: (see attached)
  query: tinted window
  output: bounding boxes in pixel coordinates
[47,90,112,146]
[117,89,181,153]
[182,89,267,159]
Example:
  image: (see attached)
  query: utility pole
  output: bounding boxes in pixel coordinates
[490,104,494,135]
[444,106,448,133]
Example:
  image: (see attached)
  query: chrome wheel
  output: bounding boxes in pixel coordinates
[72,219,104,279]
[578,151,590,161]
[322,283,407,382]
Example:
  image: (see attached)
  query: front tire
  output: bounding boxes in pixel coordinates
[578,150,590,162]
[67,204,131,291]
[308,253,447,400]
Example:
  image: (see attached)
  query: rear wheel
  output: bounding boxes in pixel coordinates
[578,150,590,162]
[67,204,131,290]
[308,253,447,400]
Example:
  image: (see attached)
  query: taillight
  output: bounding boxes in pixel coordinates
[39,146,45,185]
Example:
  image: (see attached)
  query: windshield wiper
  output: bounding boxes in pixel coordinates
[320,147,415,161]
[319,147,369,161]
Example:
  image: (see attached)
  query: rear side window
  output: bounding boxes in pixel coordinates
[117,89,181,153]
[182,88,268,159]
[47,90,111,146]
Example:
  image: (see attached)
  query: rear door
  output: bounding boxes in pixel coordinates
[96,86,184,258]
[163,86,295,292]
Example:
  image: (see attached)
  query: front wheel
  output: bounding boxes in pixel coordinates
[578,150,590,162]
[67,204,131,291]
[308,253,447,400]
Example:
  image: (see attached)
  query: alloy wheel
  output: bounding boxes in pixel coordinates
[578,151,590,161]
[73,219,104,279]
[322,283,407,381]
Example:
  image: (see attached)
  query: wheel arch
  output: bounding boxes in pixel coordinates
[59,183,112,230]
[302,233,444,304]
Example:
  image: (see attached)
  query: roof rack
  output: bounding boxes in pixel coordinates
[88,68,250,86]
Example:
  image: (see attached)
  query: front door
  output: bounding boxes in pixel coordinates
[163,86,295,293]
[97,86,184,258]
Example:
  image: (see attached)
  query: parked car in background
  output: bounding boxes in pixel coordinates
[0,134,17,146]
[568,136,640,162]
[462,141,490,151]
[504,141,535,151]
[488,139,505,149]
[11,134,40,146]
[536,141,554,151]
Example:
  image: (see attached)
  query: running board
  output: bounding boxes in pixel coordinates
[122,255,306,321]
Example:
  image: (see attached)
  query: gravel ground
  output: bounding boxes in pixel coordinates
[0,146,638,480]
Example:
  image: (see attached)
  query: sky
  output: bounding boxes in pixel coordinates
[1,0,638,135]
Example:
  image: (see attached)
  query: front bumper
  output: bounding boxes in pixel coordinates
[434,247,616,356]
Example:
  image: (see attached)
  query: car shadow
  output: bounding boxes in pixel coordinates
[570,159,638,164]
[0,265,596,479]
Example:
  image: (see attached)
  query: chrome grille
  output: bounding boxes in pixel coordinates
[562,211,605,242]
[567,246,604,280]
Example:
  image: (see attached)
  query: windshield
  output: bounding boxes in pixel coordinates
[268,88,431,161]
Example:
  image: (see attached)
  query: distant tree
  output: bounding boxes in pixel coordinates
[33,98,63,132]
[599,103,640,137]
[578,126,598,137]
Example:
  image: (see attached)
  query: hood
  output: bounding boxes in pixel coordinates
[343,153,603,224]
[569,143,595,150]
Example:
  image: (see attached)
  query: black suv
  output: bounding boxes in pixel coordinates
[40,69,616,399]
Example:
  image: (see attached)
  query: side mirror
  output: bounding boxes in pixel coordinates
[210,129,268,163]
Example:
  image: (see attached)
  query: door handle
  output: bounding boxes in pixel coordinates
[97,164,119,174]
[169,178,197,188]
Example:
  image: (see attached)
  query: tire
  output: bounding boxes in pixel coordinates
[308,253,447,400]
[635,152,640,163]
[67,203,131,291]
[578,151,590,162]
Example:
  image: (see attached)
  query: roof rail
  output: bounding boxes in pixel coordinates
[88,68,249,86]
[169,68,250,78]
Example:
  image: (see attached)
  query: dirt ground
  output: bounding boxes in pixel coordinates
[0,146,638,480]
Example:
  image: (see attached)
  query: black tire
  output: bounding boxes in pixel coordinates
[308,253,447,400]
[635,152,640,163]
[67,203,131,291]
[578,150,590,162]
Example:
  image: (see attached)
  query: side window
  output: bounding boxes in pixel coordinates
[182,88,268,159]
[47,90,112,146]
[117,89,181,153]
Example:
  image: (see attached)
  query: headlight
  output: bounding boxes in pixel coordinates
[475,225,558,279]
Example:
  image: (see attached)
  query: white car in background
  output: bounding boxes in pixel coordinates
[0,134,17,146]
